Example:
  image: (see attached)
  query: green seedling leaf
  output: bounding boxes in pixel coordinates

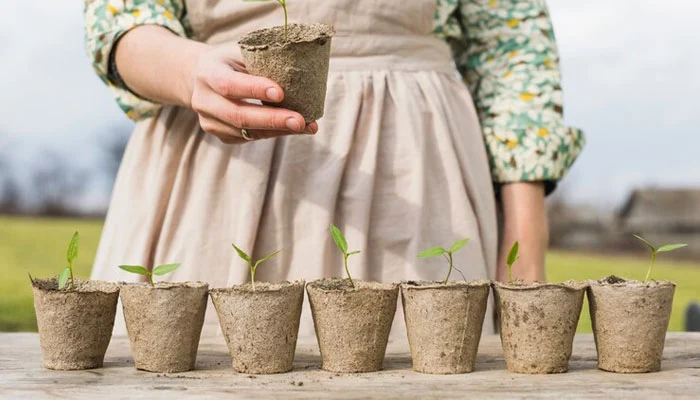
[58,267,71,290]
[67,231,79,264]
[634,234,689,282]
[347,250,361,256]
[657,244,688,253]
[118,265,150,275]
[153,263,181,276]
[232,244,252,263]
[330,224,348,254]
[633,234,656,252]
[450,238,469,253]
[506,241,519,284]
[418,246,446,258]
[253,249,282,269]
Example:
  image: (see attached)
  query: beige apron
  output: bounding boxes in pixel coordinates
[92,0,498,340]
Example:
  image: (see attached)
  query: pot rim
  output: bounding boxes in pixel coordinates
[399,280,490,291]
[210,280,305,294]
[492,280,588,291]
[239,23,335,51]
[119,281,209,290]
[31,277,120,294]
[307,278,397,292]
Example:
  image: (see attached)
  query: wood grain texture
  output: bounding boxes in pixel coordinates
[1,333,699,399]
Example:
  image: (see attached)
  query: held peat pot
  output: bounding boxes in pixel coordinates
[307,278,398,373]
[588,276,675,373]
[239,23,334,122]
[493,281,587,374]
[401,281,490,374]
[210,281,305,374]
[120,282,208,373]
[32,278,119,370]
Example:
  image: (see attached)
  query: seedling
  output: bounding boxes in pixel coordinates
[58,231,79,290]
[119,263,181,287]
[506,241,519,284]
[633,234,687,282]
[244,0,289,39]
[418,238,469,284]
[330,224,359,288]
[232,243,281,291]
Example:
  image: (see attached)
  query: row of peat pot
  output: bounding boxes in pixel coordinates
[31,276,675,375]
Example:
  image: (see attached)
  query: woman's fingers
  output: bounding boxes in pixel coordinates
[199,115,316,144]
[192,89,308,132]
[205,63,284,103]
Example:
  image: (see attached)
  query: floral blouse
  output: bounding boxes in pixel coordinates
[84,0,584,190]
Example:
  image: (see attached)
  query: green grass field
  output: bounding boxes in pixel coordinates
[1,216,698,332]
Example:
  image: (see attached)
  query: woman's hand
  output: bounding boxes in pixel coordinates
[496,182,549,283]
[115,25,317,144]
[190,46,318,144]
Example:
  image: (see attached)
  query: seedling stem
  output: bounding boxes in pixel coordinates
[244,0,289,39]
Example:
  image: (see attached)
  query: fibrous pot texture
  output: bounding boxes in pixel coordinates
[239,23,334,122]
[120,282,208,373]
[401,280,490,374]
[210,281,305,374]
[32,278,119,370]
[493,281,587,374]
[307,278,398,373]
[588,276,675,373]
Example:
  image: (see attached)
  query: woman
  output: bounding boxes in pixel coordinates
[85,0,583,336]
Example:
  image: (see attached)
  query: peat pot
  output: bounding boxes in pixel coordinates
[307,278,398,373]
[588,276,675,373]
[401,280,490,374]
[32,278,119,370]
[493,281,587,374]
[120,282,208,373]
[210,281,305,374]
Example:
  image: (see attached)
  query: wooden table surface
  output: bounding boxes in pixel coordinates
[1,333,699,399]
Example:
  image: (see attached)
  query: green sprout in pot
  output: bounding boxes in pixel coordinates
[232,243,281,291]
[417,238,469,284]
[119,263,181,287]
[29,231,80,290]
[330,224,360,288]
[243,0,289,39]
[506,241,519,284]
[633,234,687,282]
[58,231,80,290]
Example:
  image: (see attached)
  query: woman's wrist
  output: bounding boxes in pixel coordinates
[114,25,210,108]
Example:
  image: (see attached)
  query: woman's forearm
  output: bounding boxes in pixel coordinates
[115,25,209,108]
[496,182,549,283]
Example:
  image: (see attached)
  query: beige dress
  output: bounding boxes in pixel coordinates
[92,0,498,339]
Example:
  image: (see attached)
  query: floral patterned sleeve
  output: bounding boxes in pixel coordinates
[84,0,190,120]
[435,0,584,193]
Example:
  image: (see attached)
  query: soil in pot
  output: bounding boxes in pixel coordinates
[401,280,490,374]
[493,281,587,374]
[307,278,398,373]
[588,275,675,373]
[239,23,334,122]
[210,280,304,374]
[32,278,119,370]
[120,281,208,373]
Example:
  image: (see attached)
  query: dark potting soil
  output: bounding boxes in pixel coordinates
[309,278,395,292]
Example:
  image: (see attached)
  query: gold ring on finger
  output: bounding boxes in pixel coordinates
[241,128,253,141]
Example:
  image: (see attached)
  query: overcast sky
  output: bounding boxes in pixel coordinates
[1,0,698,209]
